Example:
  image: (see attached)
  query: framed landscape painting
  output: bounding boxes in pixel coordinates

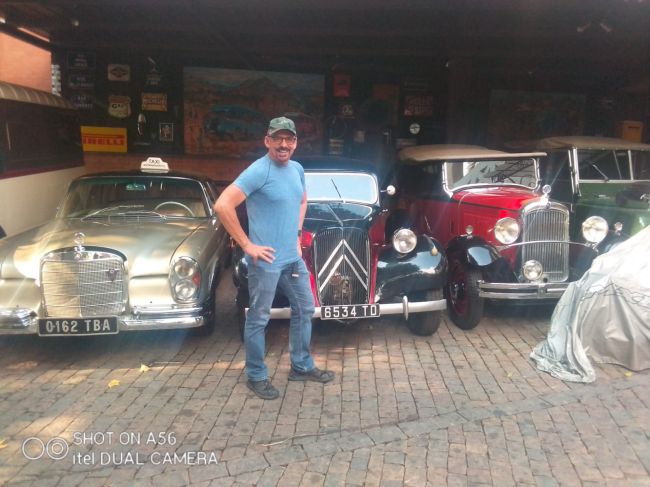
[184,67,324,159]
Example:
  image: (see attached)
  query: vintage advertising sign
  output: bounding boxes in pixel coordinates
[403,94,434,117]
[69,93,94,110]
[81,126,127,152]
[402,77,433,117]
[68,72,95,90]
[333,73,351,98]
[141,93,167,111]
[159,122,174,142]
[108,64,131,81]
[67,51,96,70]
[108,95,132,119]
[146,67,162,87]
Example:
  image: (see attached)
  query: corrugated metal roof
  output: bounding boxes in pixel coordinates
[0,81,75,109]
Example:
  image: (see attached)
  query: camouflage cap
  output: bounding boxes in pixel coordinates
[267,116,297,136]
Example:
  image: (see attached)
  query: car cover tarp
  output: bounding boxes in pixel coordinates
[530,225,650,383]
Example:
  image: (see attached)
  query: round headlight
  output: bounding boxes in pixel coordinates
[494,217,520,244]
[522,260,543,281]
[173,257,198,278]
[392,228,417,254]
[582,216,608,243]
[174,280,198,301]
[171,257,201,302]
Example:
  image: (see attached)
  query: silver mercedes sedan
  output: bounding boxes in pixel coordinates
[0,158,231,337]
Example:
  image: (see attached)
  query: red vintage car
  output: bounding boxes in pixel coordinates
[232,156,448,336]
[393,145,598,329]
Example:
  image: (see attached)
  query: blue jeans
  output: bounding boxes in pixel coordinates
[245,259,315,381]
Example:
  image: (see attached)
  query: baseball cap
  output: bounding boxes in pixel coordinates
[267,117,297,136]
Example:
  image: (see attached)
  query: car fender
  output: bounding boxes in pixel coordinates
[232,246,248,288]
[375,235,446,300]
[446,235,501,268]
[171,221,225,303]
[384,209,414,242]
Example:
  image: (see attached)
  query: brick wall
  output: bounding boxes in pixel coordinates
[0,33,51,91]
[84,153,248,182]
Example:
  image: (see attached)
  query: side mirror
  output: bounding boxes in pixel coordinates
[383,185,396,196]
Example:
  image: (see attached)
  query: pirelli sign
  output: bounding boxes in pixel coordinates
[81,126,127,152]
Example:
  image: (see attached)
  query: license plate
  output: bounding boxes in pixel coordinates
[320,304,380,320]
[38,317,118,336]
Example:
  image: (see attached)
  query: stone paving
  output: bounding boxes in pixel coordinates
[1,277,649,486]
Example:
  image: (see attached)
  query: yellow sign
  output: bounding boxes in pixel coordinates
[81,126,127,152]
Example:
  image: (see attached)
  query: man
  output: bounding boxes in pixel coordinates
[214,117,335,400]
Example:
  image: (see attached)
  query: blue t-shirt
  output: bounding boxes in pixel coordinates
[234,155,305,269]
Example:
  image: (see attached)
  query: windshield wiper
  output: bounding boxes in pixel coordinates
[120,210,167,219]
[81,204,144,220]
[325,203,344,226]
[330,178,346,203]
[586,162,609,181]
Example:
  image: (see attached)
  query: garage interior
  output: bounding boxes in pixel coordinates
[1,0,649,179]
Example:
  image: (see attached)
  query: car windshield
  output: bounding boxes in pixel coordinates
[577,149,650,181]
[446,158,539,190]
[305,172,378,204]
[59,176,208,218]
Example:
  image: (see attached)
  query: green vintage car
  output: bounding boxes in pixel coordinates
[518,136,650,250]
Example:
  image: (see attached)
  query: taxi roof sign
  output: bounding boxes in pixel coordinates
[140,157,169,173]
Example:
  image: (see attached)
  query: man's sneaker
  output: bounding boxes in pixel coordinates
[288,366,335,383]
[246,379,279,400]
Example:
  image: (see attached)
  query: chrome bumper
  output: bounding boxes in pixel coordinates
[0,305,205,335]
[0,308,38,334]
[478,280,569,300]
[264,296,447,320]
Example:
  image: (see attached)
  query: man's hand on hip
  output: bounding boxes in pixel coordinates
[243,242,276,264]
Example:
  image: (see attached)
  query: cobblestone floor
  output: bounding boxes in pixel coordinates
[1,278,649,486]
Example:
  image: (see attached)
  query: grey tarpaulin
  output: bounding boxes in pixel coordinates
[530,225,650,383]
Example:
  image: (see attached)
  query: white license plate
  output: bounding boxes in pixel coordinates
[320,304,380,320]
[38,317,118,336]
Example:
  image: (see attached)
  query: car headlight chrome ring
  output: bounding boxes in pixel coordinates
[522,260,543,281]
[494,217,520,244]
[171,257,201,302]
[173,257,198,278]
[582,216,608,243]
[174,280,198,301]
[392,228,417,254]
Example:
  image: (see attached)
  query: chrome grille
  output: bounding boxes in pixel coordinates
[521,203,569,282]
[41,250,126,317]
[313,228,370,305]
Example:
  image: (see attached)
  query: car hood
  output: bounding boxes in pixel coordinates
[304,202,381,232]
[451,186,539,210]
[0,218,206,280]
[580,181,650,211]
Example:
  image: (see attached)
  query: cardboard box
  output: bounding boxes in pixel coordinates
[616,120,644,143]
